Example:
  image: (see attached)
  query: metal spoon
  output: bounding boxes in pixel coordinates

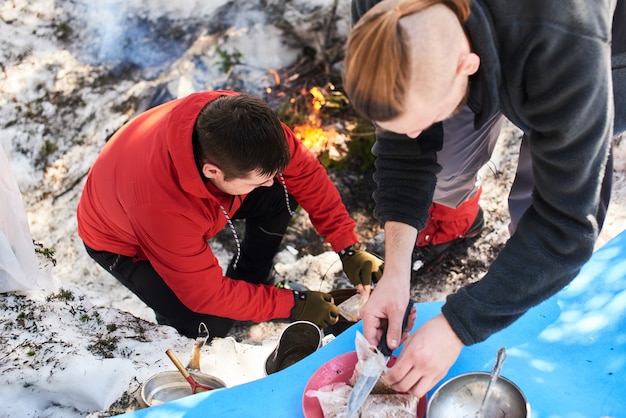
[477,346,507,418]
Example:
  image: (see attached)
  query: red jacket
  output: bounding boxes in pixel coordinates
[77,91,358,321]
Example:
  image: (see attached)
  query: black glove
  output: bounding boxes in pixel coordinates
[290,290,339,328]
[339,245,384,288]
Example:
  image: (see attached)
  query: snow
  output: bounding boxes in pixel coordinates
[0,1,624,417]
[0,1,355,416]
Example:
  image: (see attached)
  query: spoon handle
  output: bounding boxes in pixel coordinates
[477,346,507,417]
[166,348,191,379]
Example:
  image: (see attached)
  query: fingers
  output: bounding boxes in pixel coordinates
[382,314,463,398]
[293,291,339,327]
[384,302,410,349]
[326,307,339,326]
[381,347,431,398]
[382,366,440,398]
[342,250,384,289]
[320,302,339,327]
[359,278,405,347]
[372,265,383,282]
[325,295,339,325]
[354,283,372,298]
[370,254,384,283]
[362,253,383,284]
[363,284,372,297]
[360,260,374,287]
[400,307,417,341]
[360,310,385,347]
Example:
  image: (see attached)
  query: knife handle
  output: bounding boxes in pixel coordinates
[377,299,414,357]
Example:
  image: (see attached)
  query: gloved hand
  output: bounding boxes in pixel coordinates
[339,245,384,288]
[290,290,339,328]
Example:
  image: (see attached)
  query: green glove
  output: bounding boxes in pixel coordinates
[290,290,339,328]
[339,246,384,288]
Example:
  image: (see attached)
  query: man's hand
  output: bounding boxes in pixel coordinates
[290,290,339,328]
[358,221,462,397]
[359,221,416,350]
[381,314,463,398]
[359,268,414,351]
[339,246,384,296]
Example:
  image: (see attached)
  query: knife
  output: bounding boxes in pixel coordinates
[346,299,414,418]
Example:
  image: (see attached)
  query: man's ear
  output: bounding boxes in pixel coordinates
[202,162,222,179]
[458,52,480,76]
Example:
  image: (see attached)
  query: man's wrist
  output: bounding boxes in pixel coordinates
[338,244,360,258]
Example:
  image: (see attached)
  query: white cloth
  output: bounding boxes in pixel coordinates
[0,145,53,292]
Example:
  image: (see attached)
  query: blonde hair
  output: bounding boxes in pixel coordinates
[343,0,470,121]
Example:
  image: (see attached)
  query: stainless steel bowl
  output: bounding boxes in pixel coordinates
[140,370,226,407]
[427,372,530,418]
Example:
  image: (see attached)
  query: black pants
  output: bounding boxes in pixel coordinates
[85,181,298,339]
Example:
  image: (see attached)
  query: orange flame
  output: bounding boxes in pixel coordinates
[292,87,344,158]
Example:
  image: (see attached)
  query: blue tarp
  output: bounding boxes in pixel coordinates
[123,229,626,418]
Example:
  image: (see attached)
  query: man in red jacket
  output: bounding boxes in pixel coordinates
[77,91,383,339]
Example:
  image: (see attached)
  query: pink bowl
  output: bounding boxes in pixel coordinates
[302,351,427,418]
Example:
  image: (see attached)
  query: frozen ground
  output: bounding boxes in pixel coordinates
[1,1,624,417]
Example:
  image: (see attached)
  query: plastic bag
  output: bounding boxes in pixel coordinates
[352,331,387,379]
[307,332,418,417]
[337,293,367,322]
[306,382,352,418]
[0,145,53,293]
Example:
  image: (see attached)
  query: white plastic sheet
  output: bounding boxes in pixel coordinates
[0,145,52,292]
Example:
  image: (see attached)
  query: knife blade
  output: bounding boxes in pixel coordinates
[346,300,413,418]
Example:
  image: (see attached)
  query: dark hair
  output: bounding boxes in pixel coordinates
[343,0,470,121]
[193,94,290,180]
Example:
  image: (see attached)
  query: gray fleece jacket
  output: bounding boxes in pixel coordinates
[351,0,625,345]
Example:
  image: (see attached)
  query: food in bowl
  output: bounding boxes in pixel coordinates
[426,372,529,418]
[307,380,417,417]
[302,352,427,418]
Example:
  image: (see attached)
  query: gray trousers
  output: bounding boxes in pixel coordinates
[436,2,626,231]
[434,106,504,209]
[435,55,625,235]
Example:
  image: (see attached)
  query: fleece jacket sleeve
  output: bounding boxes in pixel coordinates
[443,5,613,345]
[372,125,443,231]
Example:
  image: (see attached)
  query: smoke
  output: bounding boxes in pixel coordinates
[79,1,208,79]
[72,0,329,96]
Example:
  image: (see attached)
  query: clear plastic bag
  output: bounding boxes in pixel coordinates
[352,331,387,381]
[307,332,418,417]
[0,145,53,293]
[306,382,351,418]
[337,293,367,322]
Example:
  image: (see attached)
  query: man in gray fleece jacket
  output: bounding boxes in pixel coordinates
[343,0,626,397]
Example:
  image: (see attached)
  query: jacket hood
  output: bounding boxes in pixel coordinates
[165,90,239,199]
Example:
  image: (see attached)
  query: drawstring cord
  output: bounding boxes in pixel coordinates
[109,254,121,272]
[221,173,295,271]
[278,173,296,217]
[219,204,241,270]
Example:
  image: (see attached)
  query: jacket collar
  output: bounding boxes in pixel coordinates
[465,1,501,129]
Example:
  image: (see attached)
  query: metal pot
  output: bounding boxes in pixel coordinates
[426,372,530,418]
[139,323,226,407]
[140,370,226,406]
[265,320,323,375]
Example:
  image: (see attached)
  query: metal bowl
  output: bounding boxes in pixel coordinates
[140,370,227,407]
[427,372,530,418]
